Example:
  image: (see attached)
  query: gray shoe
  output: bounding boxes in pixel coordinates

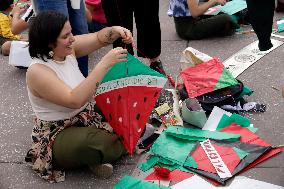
[89,163,113,179]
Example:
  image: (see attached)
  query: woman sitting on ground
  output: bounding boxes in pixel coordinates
[168,0,239,40]
[25,11,132,183]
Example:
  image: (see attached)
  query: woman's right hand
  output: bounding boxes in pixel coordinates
[100,47,128,69]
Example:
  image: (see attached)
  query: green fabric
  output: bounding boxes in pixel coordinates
[220,0,247,15]
[214,68,239,90]
[239,86,254,98]
[113,175,169,189]
[101,53,165,83]
[230,15,239,24]
[53,127,125,169]
[247,127,258,133]
[217,113,250,130]
[149,132,196,165]
[233,147,248,159]
[166,126,240,142]
[138,156,160,172]
[184,157,198,169]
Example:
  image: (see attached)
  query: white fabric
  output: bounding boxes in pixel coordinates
[27,55,87,121]
[9,41,31,67]
[70,0,81,9]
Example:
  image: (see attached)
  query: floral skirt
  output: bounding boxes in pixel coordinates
[25,102,113,183]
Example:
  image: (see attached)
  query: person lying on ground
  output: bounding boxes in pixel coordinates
[167,0,239,40]
[25,11,133,183]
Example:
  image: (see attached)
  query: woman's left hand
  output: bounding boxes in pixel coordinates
[112,26,133,44]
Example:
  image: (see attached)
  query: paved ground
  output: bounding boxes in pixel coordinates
[0,0,283,188]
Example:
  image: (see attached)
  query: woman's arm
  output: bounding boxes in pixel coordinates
[27,47,128,109]
[85,4,93,23]
[11,5,28,35]
[187,0,226,17]
[73,26,132,58]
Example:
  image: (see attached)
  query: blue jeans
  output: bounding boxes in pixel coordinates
[33,0,89,77]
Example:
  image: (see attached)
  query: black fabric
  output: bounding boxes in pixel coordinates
[196,80,244,113]
[173,14,239,40]
[101,0,161,58]
[245,0,275,51]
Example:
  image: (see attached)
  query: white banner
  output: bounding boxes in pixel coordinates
[223,39,283,78]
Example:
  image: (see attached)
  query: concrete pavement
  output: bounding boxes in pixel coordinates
[0,0,283,188]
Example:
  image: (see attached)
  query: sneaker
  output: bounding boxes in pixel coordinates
[89,163,113,179]
[150,60,166,75]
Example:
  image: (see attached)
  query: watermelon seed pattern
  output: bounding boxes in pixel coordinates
[119,117,123,123]
[107,98,110,104]
[109,114,112,120]
[136,114,141,120]
[144,97,147,102]
[133,102,137,107]
[118,95,122,101]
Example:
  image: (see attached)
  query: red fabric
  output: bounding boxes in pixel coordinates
[220,124,282,172]
[191,144,241,174]
[145,169,194,182]
[85,0,107,23]
[95,86,162,155]
[180,58,224,98]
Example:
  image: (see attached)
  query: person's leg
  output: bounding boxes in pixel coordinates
[101,0,134,55]
[32,0,69,15]
[246,0,275,51]
[67,0,89,77]
[53,126,126,170]
[174,14,238,40]
[134,0,165,74]
[0,41,12,56]
[134,0,161,59]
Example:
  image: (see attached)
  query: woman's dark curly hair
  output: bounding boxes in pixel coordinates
[0,0,13,11]
[29,11,68,61]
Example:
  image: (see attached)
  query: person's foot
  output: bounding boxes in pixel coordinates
[89,163,113,179]
[150,60,166,75]
[258,40,273,51]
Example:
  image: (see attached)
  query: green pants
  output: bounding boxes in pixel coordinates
[174,14,239,40]
[53,127,126,169]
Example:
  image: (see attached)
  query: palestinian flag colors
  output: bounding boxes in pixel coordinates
[94,54,167,155]
[184,139,271,185]
[180,58,238,98]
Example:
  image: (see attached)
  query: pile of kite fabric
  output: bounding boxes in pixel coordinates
[129,110,282,187]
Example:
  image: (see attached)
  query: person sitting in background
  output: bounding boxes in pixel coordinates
[0,1,32,56]
[168,0,239,40]
[25,11,132,183]
[85,0,107,32]
[0,0,21,55]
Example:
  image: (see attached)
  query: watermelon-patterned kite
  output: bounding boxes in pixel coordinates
[95,54,167,155]
[180,58,238,98]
